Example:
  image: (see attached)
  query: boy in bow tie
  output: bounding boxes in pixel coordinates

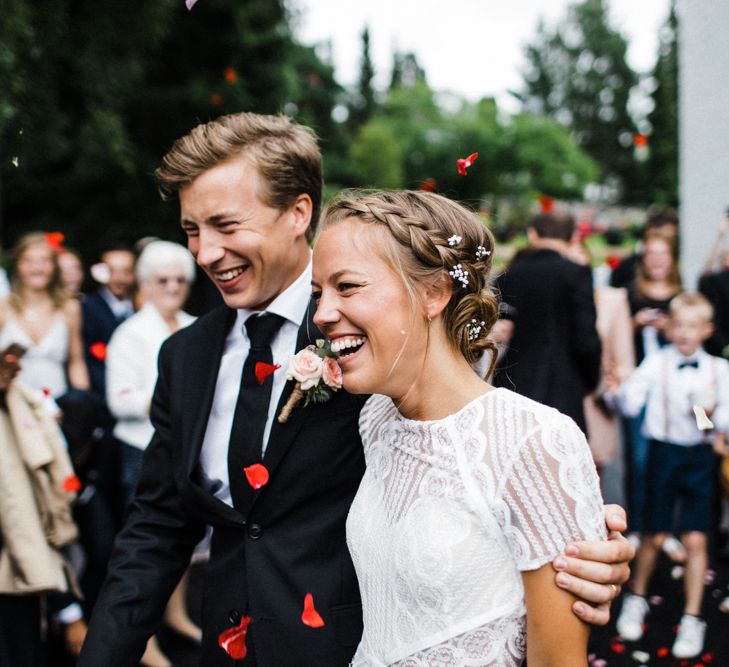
[613,292,729,659]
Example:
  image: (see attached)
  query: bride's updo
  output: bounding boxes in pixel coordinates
[320,190,500,370]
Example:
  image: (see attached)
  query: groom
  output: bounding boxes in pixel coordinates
[80,113,633,666]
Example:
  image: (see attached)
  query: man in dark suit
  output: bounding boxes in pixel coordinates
[80,113,634,667]
[495,213,602,433]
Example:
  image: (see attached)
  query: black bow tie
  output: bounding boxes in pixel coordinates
[678,360,699,370]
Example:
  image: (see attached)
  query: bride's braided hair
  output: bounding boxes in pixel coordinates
[320,190,500,370]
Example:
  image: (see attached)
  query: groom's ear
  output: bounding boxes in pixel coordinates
[424,271,452,320]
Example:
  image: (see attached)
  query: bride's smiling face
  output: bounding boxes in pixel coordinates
[312,218,427,397]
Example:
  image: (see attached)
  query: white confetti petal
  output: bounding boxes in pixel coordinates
[631,650,650,663]
[693,404,714,430]
[11,156,19,167]
[185,0,199,9]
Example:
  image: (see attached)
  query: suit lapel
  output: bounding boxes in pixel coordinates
[182,306,237,476]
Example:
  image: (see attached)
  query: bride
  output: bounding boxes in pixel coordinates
[311,190,606,666]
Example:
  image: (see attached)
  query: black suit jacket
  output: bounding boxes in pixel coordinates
[494,248,601,432]
[81,292,126,399]
[79,304,367,666]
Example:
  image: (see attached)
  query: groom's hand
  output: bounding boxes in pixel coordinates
[551,504,634,625]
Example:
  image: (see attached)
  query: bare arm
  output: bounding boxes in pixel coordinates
[64,300,90,390]
[524,563,589,667]
[552,505,634,625]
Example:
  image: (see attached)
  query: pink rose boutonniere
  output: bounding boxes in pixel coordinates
[277,340,342,423]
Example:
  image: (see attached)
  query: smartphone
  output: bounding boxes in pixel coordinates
[1,343,28,360]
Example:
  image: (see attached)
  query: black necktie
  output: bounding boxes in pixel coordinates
[227,313,286,511]
[678,360,699,370]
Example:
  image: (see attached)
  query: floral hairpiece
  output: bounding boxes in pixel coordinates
[467,319,486,341]
[448,235,462,247]
[476,245,491,260]
[449,263,469,288]
[278,340,342,423]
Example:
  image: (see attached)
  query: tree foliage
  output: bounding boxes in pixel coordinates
[0,0,341,256]
[645,1,678,205]
[520,0,639,201]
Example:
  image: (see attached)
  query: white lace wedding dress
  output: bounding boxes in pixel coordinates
[348,388,606,667]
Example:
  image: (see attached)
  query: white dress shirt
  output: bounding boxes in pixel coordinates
[199,260,313,507]
[100,287,134,320]
[107,303,195,449]
[617,345,729,445]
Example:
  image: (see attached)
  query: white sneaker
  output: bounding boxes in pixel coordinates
[616,594,649,641]
[672,614,706,658]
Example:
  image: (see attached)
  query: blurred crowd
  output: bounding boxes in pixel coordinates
[1,206,729,664]
[0,234,214,666]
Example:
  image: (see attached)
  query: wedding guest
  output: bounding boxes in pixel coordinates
[566,241,635,484]
[494,212,601,434]
[80,112,633,667]
[0,233,89,398]
[624,230,682,537]
[313,190,606,665]
[699,211,729,358]
[614,293,729,659]
[610,208,679,289]
[58,248,85,299]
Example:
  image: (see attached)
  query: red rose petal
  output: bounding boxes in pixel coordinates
[657,647,670,658]
[45,232,65,253]
[218,615,251,659]
[456,152,478,176]
[90,342,107,361]
[301,593,325,628]
[224,67,238,84]
[244,463,269,490]
[606,255,621,270]
[701,653,713,663]
[63,475,82,492]
[610,637,625,654]
[210,93,224,106]
[41,387,51,397]
[538,194,554,213]
[255,362,281,385]
[419,178,437,192]
[634,133,648,147]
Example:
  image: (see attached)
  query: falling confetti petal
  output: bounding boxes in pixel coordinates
[11,157,19,167]
[63,475,82,492]
[592,661,606,667]
[301,593,325,628]
[89,342,107,361]
[537,194,555,213]
[719,596,729,613]
[671,565,685,580]
[90,262,111,284]
[210,93,224,106]
[657,647,670,657]
[693,405,714,430]
[255,362,281,385]
[45,232,65,253]
[606,255,621,269]
[41,387,51,397]
[704,569,716,585]
[456,152,478,176]
[218,615,251,659]
[185,0,199,10]
[701,652,713,662]
[419,178,437,192]
[224,67,238,84]
[632,650,650,663]
[649,595,664,605]
[244,463,269,490]
[609,637,625,654]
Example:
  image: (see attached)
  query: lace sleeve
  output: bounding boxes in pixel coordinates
[498,416,607,571]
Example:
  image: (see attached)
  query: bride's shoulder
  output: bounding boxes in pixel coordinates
[479,388,578,442]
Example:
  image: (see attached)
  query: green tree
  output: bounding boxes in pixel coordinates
[0,0,336,255]
[645,1,679,205]
[520,0,638,201]
[348,120,404,189]
[348,26,377,129]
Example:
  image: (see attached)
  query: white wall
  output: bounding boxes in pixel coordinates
[678,0,729,288]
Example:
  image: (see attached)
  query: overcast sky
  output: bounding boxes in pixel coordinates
[290,0,671,112]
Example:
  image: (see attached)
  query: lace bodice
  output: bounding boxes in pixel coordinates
[348,388,606,666]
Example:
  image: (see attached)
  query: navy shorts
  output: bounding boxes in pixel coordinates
[643,440,716,534]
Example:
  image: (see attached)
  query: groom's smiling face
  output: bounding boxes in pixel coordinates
[179,155,312,311]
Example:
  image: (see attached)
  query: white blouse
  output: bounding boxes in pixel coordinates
[348,389,606,667]
[106,303,195,450]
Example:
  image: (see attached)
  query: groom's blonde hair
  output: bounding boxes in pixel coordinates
[155,112,323,242]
